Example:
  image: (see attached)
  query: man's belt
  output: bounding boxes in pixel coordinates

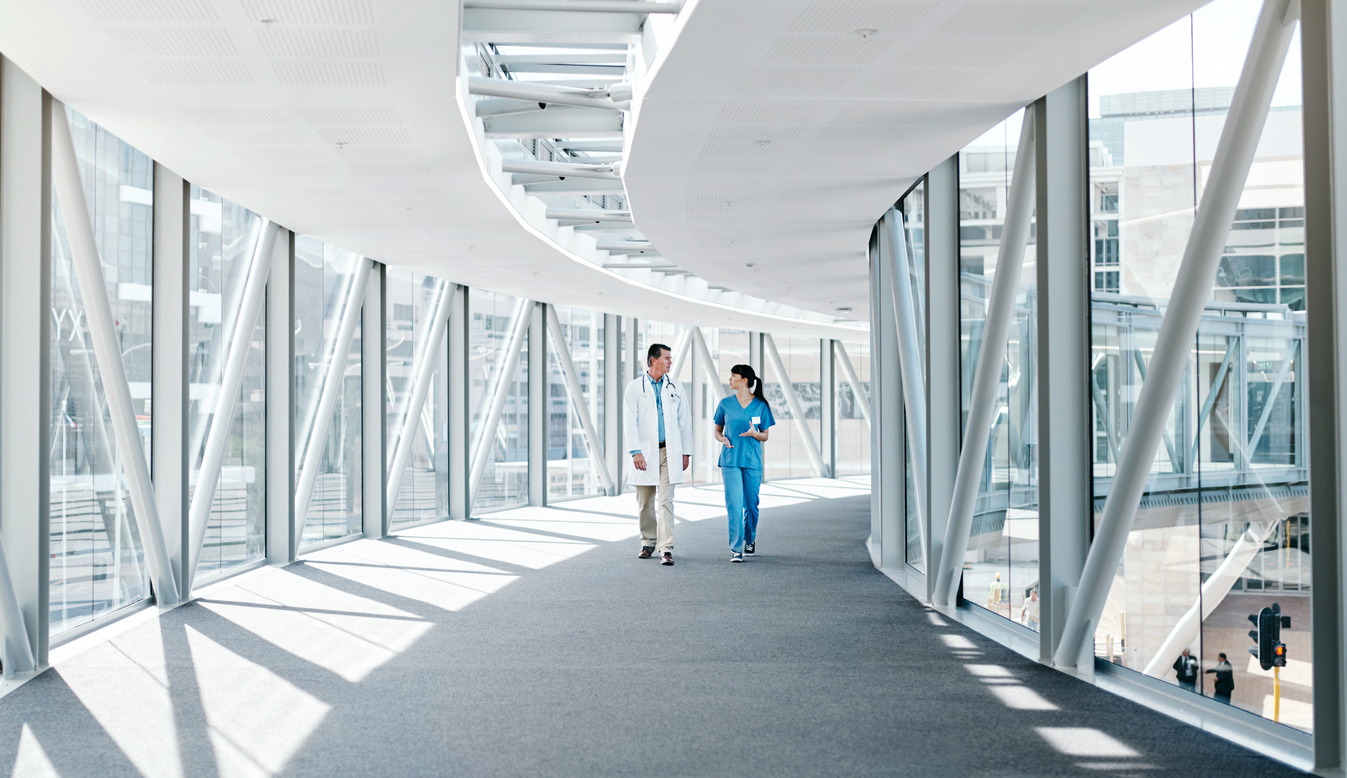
[658,441,666,448]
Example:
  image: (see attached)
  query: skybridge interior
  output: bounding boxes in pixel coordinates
[0,0,1346,775]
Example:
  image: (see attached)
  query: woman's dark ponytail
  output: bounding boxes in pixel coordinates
[731,364,769,408]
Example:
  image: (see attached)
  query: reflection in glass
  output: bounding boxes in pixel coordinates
[387,270,449,528]
[49,109,153,634]
[547,305,606,500]
[470,289,528,512]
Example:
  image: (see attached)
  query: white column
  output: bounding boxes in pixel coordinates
[882,209,928,571]
[362,264,386,537]
[820,340,836,478]
[604,313,623,493]
[152,165,188,600]
[1055,0,1298,668]
[0,56,47,671]
[294,257,373,539]
[528,302,546,507]
[266,230,294,563]
[50,99,179,607]
[933,108,1037,608]
[925,155,960,600]
[448,285,471,520]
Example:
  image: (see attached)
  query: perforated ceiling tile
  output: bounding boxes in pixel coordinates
[346,161,431,175]
[761,35,894,66]
[698,144,788,160]
[715,104,816,125]
[81,0,218,23]
[182,107,287,126]
[770,182,849,203]
[299,106,403,126]
[241,145,322,161]
[239,0,375,25]
[249,160,334,175]
[104,27,237,57]
[256,28,380,58]
[375,187,450,201]
[272,61,384,85]
[814,124,915,143]
[706,125,802,143]
[867,67,989,94]
[691,159,776,175]
[802,142,889,159]
[788,0,934,32]
[316,127,412,144]
[204,125,306,144]
[897,38,1030,67]
[738,66,859,91]
[935,3,1088,36]
[335,146,422,162]
[829,104,935,125]
[135,59,253,84]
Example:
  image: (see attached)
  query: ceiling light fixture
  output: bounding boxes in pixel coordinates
[745,262,756,268]
[260,17,276,24]
[854,28,877,41]
[835,306,852,313]
[755,140,770,148]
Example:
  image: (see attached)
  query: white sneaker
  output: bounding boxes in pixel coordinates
[730,552,744,563]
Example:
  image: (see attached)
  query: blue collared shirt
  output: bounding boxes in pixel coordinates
[631,373,667,454]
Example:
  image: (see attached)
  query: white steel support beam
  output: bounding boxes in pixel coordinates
[882,209,928,574]
[151,165,188,600]
[626,317,640,382]
[690,327,728,399]
[468,76,630,111]
[50,99,179,607]
[668,327,692,381]
[1033,80,1092,663]
[505,161,621,181]
[363,264,386,538]
[604,314,624,493]
[469,297,532,507]
[764,334,828,477]
[448,285,471,520]
[833,341,871,426]
[1141,519,1279,679]
[1295,1,1342,765]
[387,280,454,515]
[934,108,1037,608]
[547,306,616,494]
[529,303,546,507]
[1,60,51,670]
[294,258,374,540]
[266,231,295,563]
[185,220,279,592]
[1055,0,1298,668]
[925,156,961,600]
[821,340,836,477]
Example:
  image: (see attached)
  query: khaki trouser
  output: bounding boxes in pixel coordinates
[635,448,675,553]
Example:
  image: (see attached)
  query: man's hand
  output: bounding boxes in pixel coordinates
[633,453,647,471]
[682,455,691,470]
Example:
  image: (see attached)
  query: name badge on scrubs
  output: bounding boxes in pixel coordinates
[751,416,761,430]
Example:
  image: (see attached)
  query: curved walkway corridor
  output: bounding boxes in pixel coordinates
[0,479,1302,777]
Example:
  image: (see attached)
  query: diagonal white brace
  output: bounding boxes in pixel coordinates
[295,258,374,540]
[185,220,279,593]
[546,305,618,495]
[834,340,872,426]
[387,280,455,513]
[690,327,728,399]
[668,327,693,380]
[1054,0,1298,668]
[50,100,180,607]
[469,298,533,507]
[933,107,1037,608]
[0,535,34,676]
[763,333,829,477]
[882,208,930,576]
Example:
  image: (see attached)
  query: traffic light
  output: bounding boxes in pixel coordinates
[1248,603,1292,671]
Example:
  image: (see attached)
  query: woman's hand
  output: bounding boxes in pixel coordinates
[714,424,733,448]
[739,429,765,441]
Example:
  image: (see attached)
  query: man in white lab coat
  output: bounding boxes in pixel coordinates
[624,342,694,565]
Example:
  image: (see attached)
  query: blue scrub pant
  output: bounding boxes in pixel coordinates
[723,466,762,552]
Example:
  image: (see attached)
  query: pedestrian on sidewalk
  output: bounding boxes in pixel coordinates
[1206,653,1235,704]
[624,342,693,566]
[1173,648,1200,693]
[713,364,775,563]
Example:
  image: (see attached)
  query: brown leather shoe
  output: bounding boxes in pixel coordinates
[661,552,674,566]
[638,546,654,559]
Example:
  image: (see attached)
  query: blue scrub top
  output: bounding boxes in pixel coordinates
[713,396,775,470]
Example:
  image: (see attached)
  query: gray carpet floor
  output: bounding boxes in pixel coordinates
[0,485,1306,777]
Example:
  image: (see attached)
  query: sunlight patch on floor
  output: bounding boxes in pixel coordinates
[398,519,599,569]
[12,723,59,778]
[304,542,521,613]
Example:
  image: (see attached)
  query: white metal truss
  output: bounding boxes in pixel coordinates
[546,305,618,494]
[763,333,828,477]
[294,258,375,540]
[690,327,728,399]
[0,537,34,676]
[881,209,929,577]
[387,280,455,515]
[933,107,1037,609]
[185,220,279,593]
[50,99,180,608]
[469,298,533,507]
[1054,0,1299,668]
[833,340,871,426]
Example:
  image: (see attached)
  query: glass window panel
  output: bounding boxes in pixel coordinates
[1088,0,1310,731]
[188,187,267,582]
[49,109,153,634]
[386,270,449,528]
[294,237,364,545]
[470,289,528,513]
[835,336,871,477]
[547,305,606,500]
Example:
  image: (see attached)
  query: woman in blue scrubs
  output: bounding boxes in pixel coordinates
[713,364,775,562]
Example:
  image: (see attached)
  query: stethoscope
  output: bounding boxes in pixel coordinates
[642,374,681,402]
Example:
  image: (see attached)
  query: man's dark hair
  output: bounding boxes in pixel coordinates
[647,343,671,366]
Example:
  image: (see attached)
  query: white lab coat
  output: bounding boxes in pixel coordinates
[623,373,694,486]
